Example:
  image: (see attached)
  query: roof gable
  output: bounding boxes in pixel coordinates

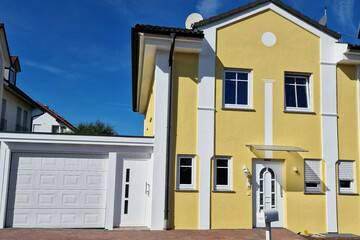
[193,0,340,39]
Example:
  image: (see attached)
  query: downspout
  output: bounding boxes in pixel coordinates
[164,32,176,230]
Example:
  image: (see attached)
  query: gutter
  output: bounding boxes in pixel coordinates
[164,32,176,230]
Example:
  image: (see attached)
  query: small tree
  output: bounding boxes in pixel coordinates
[74,120,117,136]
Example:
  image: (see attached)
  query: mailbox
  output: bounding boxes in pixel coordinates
[264,209,279,223]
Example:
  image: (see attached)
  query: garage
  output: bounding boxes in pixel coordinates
[6,152,108,228]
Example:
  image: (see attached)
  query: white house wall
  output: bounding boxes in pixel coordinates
[32,112,72,133]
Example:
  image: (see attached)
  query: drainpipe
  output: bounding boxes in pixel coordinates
[164,32,176,230]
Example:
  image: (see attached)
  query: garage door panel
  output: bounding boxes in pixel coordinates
[9,190,107,209]
[10,170,107,190]
[7,153,108,228]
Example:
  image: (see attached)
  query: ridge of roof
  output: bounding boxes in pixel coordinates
[193,0,341,39]
[36,102,75,131]
[133,24,204,37]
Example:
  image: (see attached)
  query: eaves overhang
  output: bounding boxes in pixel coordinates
[132,25,204,113]
[336,43,360,65]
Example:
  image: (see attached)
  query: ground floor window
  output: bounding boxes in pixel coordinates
[214,157,232,191]
[177,155,195,190]
[338,161,355,194]
[304,160,321,193]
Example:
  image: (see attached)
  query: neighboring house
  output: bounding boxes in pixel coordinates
[32,102,75,133]
[0,24,38,132]
[1,0,360,234]
[131,0,360,235]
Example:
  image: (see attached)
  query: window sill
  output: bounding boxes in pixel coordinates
[304,192,325,195]
[212,190,236,193]
[175,189,199,192]
[284,110,316,115]
[222,107,256,112]
[338,192,358,196]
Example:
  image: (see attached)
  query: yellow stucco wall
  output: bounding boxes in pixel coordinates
[170,52,199,229]
[214,9,326,232]
[336,64,360,235]
[144,76,154,136]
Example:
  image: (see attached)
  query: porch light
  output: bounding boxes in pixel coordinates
[243,165,250,178]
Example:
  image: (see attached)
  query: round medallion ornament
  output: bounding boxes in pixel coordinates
[262,32,276,47]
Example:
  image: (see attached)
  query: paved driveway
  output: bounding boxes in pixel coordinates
[0,228,304,240]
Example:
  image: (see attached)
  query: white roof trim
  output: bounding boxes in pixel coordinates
[246,144,308,152]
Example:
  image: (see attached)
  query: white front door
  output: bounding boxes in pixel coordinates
[253,160,284,227]
[120,160,148,227]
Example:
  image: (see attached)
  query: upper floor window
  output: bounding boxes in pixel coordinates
[214,157,232,191]
[23,110,28,132]
[284,73,311,111]
[177,155,195,190]
[16,107,22,131]
[338,161,355,194]
[223,69,252,109]
[52,125,67,133]
[9,68,16,85]
[304,160,321,193]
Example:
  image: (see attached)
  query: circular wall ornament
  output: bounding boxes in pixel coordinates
[262,32,276,47]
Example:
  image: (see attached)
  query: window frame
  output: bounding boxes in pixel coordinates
[214,156,232,191]
[338,161,355,194]
[284,72,312,112]
[223,69,252,110]
[304,159,321,193]
[176,155,196,190]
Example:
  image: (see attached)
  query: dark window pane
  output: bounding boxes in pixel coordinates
[271,181,275,192]
[217,159,228,167]
[295,77,306,84]
[216,168,228,185]
[340,180,351,188]
[237,72,248,80]
[237,81,248,105]
[124,200,128,214]
[260,180,263,191]
[180,166,192,184]
[125,184,129,198]
[225,72,236,79]
[296,85,308,108]
[268,168,275,179]
[285,76,294,84]
[260,193,263,205]
[271,194,275,205]
[305,182,318,188]
[285,85,296,107]
[225,80,236,104]
[126,169,130,183]
[180,158,192,166]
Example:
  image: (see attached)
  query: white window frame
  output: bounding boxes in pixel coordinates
[338,161,355,194]
[284,72,313,112]
[304,160,321,193]
[214,157,232,191]
[177,155,196,190]
[223,69,252,109]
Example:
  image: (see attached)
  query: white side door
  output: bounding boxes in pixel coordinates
[253,160,284,227]
[120,160,148,227]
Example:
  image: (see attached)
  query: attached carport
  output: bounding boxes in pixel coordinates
[0,133,154,230]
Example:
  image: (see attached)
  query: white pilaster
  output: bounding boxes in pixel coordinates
[105,152,117,230]
[0,142,10,228]
[320,63,338,233]
[151,50,170,230]
[263,79,275,158]
[197,27,216,230]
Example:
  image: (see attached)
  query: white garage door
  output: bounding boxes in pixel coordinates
[6,153,108,228]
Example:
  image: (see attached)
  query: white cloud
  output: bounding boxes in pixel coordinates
[22,60,64,75]
[196,0,221,18]
[331,0,356,32]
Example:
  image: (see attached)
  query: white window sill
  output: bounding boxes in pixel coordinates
[284,109,315,114]
[338,192,358,195]
[212,189,235,193]
[304,191,325,195]
[175,189,199,192]
[222,106,255,112]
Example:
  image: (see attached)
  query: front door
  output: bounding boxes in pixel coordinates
[253,160,284,227]
[120,160,148,227]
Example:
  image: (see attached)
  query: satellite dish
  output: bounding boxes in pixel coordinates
[185,13,203,29]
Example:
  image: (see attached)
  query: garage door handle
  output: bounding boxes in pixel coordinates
[145,182,150,196]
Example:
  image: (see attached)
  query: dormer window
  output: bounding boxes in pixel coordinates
[9,68,16,85]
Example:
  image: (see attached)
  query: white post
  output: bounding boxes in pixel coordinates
[266,222,272,240]
[0,142,11,228]
[105,152,117,230]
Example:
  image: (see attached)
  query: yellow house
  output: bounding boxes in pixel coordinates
[132,0,360,234]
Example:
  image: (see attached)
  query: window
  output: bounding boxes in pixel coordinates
[177,155,195,190]
[214,157,232,190]
[9,68,16,85]
[0,99,6,131]
[304,160,321,193]
[52,125,60,133]
[23,110,28,131]
[16,107,22,131]
[284,73,311,111]
[338,161,355,194]
[223,69,252,109]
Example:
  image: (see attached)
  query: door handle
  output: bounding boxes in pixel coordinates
[145,182,150,196]
[280,185,283,198]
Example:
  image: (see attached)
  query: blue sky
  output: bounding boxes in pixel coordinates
[0,0,359,136]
